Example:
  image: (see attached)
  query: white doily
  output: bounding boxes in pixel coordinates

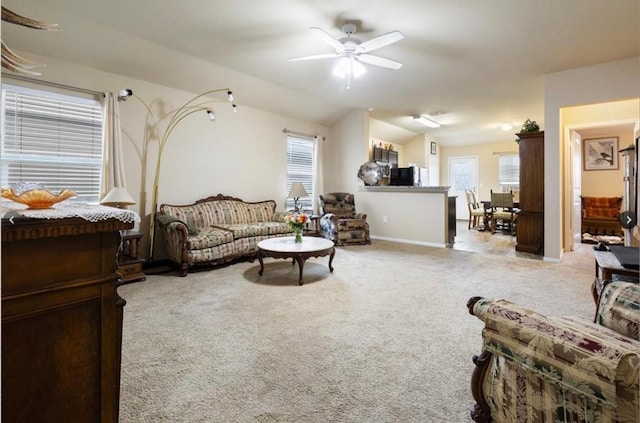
[0,200,140,224]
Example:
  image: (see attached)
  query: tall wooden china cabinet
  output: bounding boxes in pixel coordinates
[516,131,545,255]
[1,204,136,422]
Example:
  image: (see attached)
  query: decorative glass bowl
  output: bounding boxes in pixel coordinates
[357,161,384,186]
[1,187,77,209]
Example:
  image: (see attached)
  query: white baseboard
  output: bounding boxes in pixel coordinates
[543,253,562,263]
[370,235,446,249]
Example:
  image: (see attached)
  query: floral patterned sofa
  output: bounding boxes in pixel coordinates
[156,194,293,276]
[467,282,640,423]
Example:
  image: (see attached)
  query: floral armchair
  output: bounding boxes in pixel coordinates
[318,192,370,246]
[467,282,640,423]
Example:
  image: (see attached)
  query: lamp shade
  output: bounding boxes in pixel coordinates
[288,182,308,199]
[100,187,135,207]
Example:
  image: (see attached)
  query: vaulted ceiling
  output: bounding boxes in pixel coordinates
[3,0,638,146]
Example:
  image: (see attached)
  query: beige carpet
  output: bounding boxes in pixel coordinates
[118,241,596,423]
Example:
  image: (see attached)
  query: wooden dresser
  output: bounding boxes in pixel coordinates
[1,209,134,422]
[516,130,545,254]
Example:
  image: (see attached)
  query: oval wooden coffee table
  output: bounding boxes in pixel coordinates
[257,236,335,285]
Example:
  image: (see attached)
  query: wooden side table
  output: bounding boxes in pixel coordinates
[591,250,639,317]
[117,230,147,283]
[304,214,322,237]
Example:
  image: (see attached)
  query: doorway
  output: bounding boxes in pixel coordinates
[448,156,478,221]
[563,118,638,251]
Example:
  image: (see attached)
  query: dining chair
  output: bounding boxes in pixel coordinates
[489,190,517,235]
[465,190,486,230]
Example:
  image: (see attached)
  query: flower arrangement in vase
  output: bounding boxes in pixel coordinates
[287,212,308,243]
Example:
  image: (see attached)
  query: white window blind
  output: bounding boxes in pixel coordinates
[1,84,104,203]
[499,153,520,190]
[286,135,315,211]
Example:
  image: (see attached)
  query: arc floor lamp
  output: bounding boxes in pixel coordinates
[119,88,236,260]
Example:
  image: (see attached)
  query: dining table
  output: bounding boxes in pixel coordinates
[481,200,520,209]
[480,200,520,232]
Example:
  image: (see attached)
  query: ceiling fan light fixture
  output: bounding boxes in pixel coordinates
[292,23,402,88]
[333,56,366,80]
[413,115,441,128]
[332,57,350,79]
[351,59,366,78]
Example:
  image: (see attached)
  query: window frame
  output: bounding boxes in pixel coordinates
[285,134,316,212]
[498,153,520,192]
[1,83,105,203]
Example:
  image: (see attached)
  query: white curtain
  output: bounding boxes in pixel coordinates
[101,91,127,197]
[313,136,324,214]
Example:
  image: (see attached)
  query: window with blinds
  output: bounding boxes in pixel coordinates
[286,135,315,211]
[499,153,520,192]
[1,84,104,203]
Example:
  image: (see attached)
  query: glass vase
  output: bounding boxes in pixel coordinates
[294,227,303,243]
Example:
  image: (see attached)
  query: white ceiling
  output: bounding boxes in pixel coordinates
[3,0,639,146]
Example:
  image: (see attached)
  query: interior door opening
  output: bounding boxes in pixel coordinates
[448,156,478,222]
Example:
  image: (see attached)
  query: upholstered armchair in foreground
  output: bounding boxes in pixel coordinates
[467,282,640,423]
[318,192,370,246]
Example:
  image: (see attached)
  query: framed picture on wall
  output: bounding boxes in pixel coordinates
[583,137,619,170]
[430,142,437,155]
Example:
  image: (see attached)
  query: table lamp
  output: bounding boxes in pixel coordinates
[288,182,308,212]
[100,187,136,208]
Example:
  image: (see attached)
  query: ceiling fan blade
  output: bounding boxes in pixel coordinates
[309,27,344,52]
[289,53,341,62]
[358,54,403,70]
[357,30,404,53]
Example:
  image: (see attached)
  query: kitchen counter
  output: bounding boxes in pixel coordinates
[356,186,455,247]
[360,185,450,193]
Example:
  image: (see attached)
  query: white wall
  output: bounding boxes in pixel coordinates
[358,190,447,246]
[400,134,442,186]
[3,54,330,258]
[440,141,518,201]
[326,109,369,194]
[545,57,639,261]
[426,136,440,186]
[6,49,638,262]
[402,135,426,167]
[561,99,639,197]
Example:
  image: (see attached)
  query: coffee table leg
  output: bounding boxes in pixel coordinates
[328,248,335,273]
[258,250,265,276]
[295,256,305,285]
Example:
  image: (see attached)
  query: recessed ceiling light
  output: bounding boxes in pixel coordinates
[501,124,513,131]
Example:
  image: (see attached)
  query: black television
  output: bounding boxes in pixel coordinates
[390,167,414,186]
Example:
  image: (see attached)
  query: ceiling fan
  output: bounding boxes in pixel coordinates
[289,23,404,89]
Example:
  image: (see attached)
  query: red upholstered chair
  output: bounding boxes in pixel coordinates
[581,196,623,236]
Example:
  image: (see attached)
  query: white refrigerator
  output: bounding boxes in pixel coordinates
[415,167,429,186]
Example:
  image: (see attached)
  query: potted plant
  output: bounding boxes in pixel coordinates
[515,119,540,143]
